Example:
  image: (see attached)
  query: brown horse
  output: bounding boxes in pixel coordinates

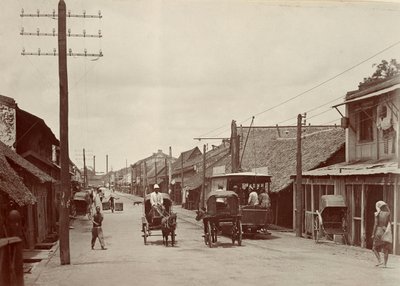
[161,213,177,246]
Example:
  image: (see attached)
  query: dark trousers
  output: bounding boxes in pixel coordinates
[91,227,105,248]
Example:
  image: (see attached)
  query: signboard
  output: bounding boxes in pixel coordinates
[212,165,226,176]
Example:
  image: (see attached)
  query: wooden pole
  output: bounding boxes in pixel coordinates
[93,155,96,175]
[58,0,70,265]
[181,154,184,206]
[168,146,172,196]
[106,154,109,187]
[202,144,206,208]
[164,157,168,193]
[83,148,86,188]
[154,158,158,185]
[296,114,303,237]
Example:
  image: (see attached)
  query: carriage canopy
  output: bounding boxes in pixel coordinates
[206,190,240,217]
[319,195,347,214]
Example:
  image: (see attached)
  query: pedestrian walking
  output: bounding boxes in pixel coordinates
[91,206,107,250]
[371,200,392,267]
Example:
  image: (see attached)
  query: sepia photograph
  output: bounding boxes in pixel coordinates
[0,0,399,285]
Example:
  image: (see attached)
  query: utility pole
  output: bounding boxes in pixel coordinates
[93,155,96,175]
[296,113,306,237]
[106,154,108,187]
[181,154,184,206]
[231,120,240,172]
[168,146,172,197]
[83,148,87,188]
[154,158,158,185]
[164,157,168,193]
[20,1,102,265]
[58,0,70,265]
[202,144,206,208]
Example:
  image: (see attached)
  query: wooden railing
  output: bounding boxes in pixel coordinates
[0,237,24,286]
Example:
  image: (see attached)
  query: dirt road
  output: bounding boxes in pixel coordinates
[30,193,399,286]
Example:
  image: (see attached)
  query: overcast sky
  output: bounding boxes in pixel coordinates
[1,0,400,172]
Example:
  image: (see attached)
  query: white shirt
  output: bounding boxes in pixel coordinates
[248,191,259,206]
[150,191,163,206]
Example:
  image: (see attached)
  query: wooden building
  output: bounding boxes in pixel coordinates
[300,76,400,254]
[0,140,54,249]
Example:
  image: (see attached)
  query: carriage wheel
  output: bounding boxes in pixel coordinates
[314,216,320,243]
[143,224,148,245]
[231,220,238,244]
[171,230,176,246]
[212,223,218,243]
[206,221,213,248]
[237,220,243,246]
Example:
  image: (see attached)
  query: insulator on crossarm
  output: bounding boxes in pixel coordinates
[22,48,25,55]
[20,27,24,35]
[37,28,40,36]
[99,49,103,56]
[38,48,41,56]
[84,48,87,56]
[69,48,72,56]
[68,28,71,37]
[53,9,56,18]
[37,9,40,17]
[98,10,102,18]
[83,10,86,18]
[53,28,56,36]
[53,48,57,55]
[83,29,86,37]
[68,10,71,17]
[98,30,102,36]
[21,8,24,17]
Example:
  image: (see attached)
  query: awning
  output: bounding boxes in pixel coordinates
[301,160,400,177]
[332,84,400,108]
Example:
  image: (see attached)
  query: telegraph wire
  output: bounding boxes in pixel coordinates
[197,40,400,138]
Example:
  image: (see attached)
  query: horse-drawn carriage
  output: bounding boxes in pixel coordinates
[141,193,177,246]
[196,190,242,247]
[71,189,92,219]
[314,195,348,244]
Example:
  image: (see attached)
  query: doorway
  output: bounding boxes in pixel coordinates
[365,185,383,249]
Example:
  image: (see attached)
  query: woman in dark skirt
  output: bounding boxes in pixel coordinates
[371,201,392,267]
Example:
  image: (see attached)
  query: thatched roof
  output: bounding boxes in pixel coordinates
[217,126,345,193]
[0,143,36,205]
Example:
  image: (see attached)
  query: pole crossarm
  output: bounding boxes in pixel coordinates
[22,49,103,57]
[20,9,102,19]
[21,29,102,38]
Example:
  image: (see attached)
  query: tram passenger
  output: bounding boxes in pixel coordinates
[247,186,259,206]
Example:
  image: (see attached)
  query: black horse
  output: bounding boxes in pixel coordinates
[161,213,177,246]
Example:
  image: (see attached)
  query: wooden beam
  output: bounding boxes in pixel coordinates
[361,183,366,248]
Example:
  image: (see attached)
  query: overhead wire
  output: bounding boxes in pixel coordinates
[198,40,400,138]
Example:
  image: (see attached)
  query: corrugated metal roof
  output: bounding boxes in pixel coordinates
[302,159,400,177]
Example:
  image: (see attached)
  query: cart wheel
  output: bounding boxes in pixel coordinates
[206,221,213,248]
[212,223,218,243]
[171,230,176,246]
[143,224,148,245]
[237,220,243,246]
[314,216,319,243]
[231,223,236,245]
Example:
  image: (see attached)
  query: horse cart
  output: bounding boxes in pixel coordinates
[71,190,92,219]
[141,193,177,246]
[197,190,242,248]
[314,195,348,244]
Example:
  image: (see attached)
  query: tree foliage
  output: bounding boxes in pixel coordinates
[358,59,400,90]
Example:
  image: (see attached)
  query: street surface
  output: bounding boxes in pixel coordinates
[27,193,400,286]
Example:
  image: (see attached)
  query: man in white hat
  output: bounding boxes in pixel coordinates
[149,184,164,222]
[150,184,163,207]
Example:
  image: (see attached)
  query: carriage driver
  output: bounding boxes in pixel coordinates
[149,184,165,222]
